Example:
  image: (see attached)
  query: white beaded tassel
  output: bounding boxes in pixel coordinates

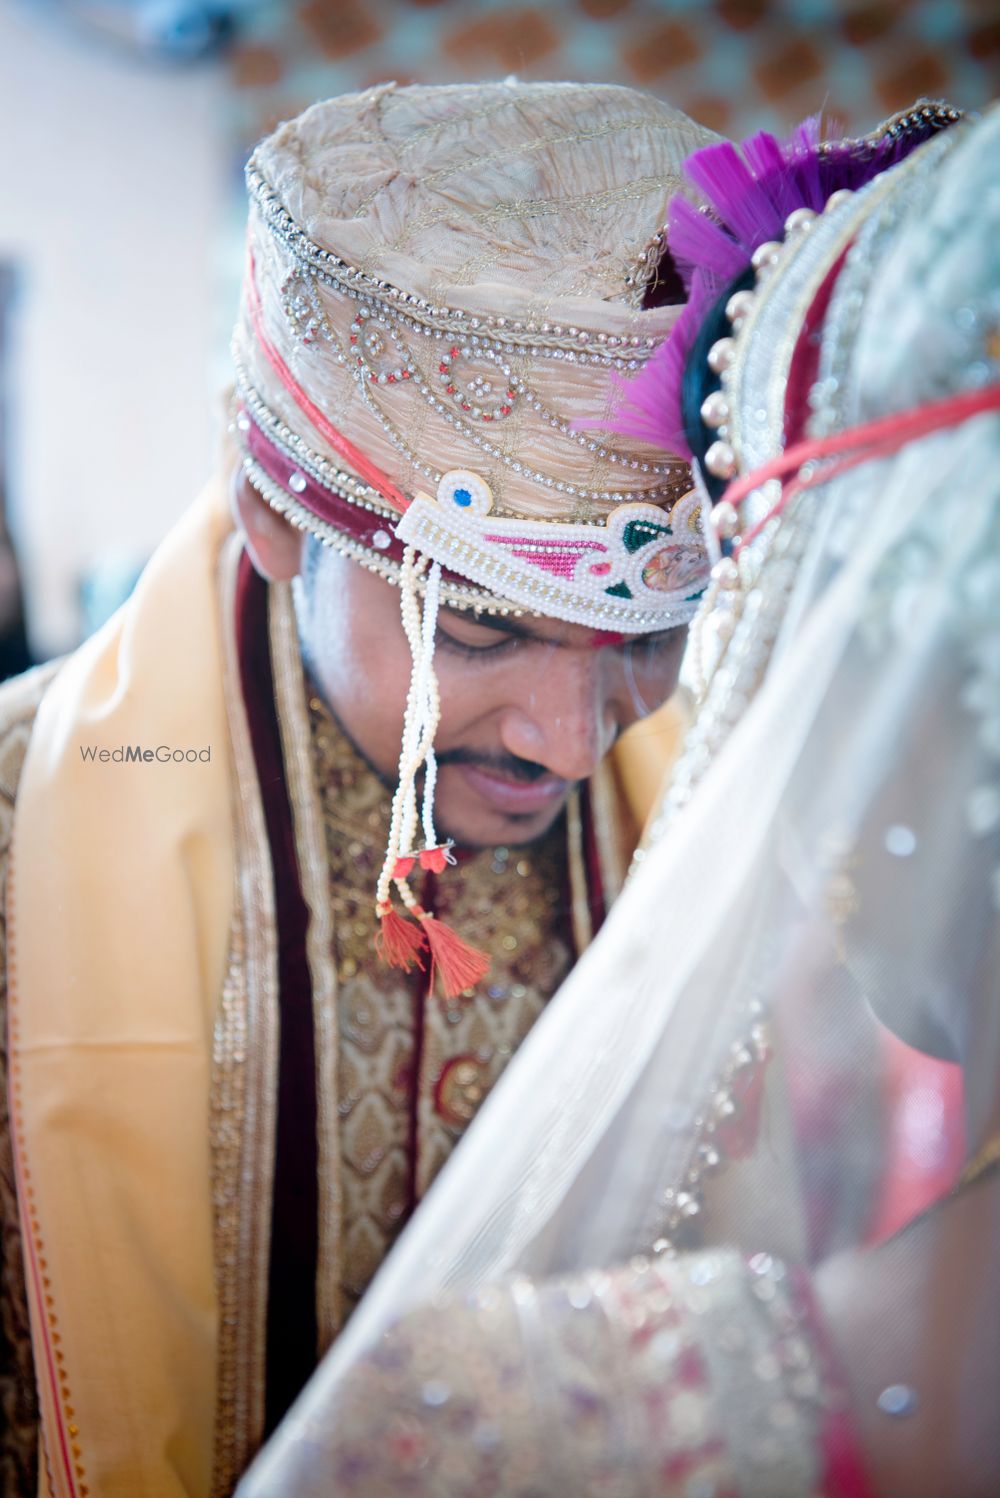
[375,548,446,922]
[374,545,492,995]
[396,558,446,891]
[391,565,424,881]
[416,560,445,855]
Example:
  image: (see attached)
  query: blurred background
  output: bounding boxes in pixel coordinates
[1,0,997,663]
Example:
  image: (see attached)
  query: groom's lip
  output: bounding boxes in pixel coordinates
[453,762,568,815]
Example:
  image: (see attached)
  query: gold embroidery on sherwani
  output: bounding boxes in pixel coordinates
[306,691,576,1315]
[210,538,281,1497]
[0,660,61,1498]
[565,786,592,956]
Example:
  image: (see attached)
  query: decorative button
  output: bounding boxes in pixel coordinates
[707,337,735,375]
[705,440,737,480]
[711,500,740,540]
[750,240,782,274]
[783,207,817,236]
[725,288,755,325]
[885,824,917,857]
[877,1384,919,1418]
[437,468,493,515]
[700,390,730,428]
[642,544,707,593]
[434,1055,490,1126]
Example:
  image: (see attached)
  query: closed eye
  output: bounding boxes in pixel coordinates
[435,625,524,660]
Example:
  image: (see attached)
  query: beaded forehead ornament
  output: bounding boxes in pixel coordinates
[232,80,719,992]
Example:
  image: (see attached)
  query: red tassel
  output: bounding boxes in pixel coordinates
[418,845,450,873]
[393,854,416,879]
[418,913,491,999]
[375,906,427,972]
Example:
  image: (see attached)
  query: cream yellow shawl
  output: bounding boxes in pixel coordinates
[8,485,234,1497]
[5,481,678,1497]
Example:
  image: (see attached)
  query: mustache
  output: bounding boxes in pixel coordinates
[434,747,560,784]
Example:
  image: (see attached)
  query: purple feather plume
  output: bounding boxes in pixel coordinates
[596,108,958,461]
[604,303,696,452]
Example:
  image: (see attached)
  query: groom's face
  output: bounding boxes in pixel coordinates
[298,542,685,849]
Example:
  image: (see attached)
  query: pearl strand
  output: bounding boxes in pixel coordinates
[418,561,443,851]
[377,547,430,912]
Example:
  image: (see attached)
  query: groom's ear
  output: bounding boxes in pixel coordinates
[229,467,304,582]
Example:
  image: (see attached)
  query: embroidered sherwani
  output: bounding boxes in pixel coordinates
[310,691,575,1314]
[0,488,651,1497]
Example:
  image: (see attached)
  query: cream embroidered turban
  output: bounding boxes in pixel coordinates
[232,79,720,631]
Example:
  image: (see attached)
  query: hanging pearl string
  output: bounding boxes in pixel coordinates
[376,548,448,919]
[377,547,429,913]
[417,560,443,853]
[397,557,443,880]
[397,547,427,873]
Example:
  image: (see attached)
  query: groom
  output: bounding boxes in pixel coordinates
[0,78,715,1497]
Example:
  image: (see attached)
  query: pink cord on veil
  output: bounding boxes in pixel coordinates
[727,382,1000,556]
[243,248,410,514]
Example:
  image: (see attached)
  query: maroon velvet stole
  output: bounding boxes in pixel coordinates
[233,550,608,1434]
[235,552,320,1436]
